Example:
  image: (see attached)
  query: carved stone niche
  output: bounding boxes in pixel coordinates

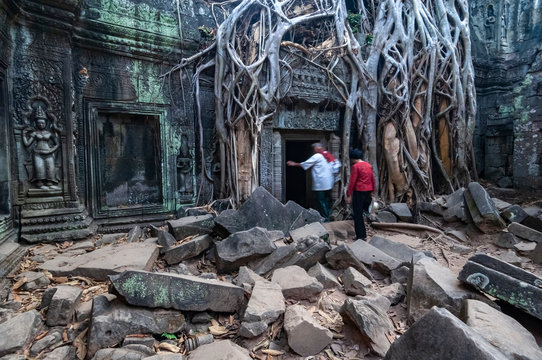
[85,101,176,227]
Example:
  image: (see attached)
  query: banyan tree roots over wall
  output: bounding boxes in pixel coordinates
[172,0,477,205]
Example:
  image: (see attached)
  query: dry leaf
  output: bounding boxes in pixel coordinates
[262,349,284,355]
[54,276,69,283]
[210,319,220,327]
[209,325,228,335]
[71,276,96,286]
[229,315,234,326]
[158,342,181,353]
[34,330,49,341]
[74,328,88,360]
[12,292,21,302]
[63,329,69,342]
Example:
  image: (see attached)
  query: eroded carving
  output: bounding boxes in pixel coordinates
[22,98,62,192]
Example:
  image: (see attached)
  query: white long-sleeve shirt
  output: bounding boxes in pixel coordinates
[300,153,334,191]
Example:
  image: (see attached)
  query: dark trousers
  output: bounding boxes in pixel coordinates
[352,191,372,239]
[314,190,332,222]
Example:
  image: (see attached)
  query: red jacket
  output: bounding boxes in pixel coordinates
[347,161,375,196]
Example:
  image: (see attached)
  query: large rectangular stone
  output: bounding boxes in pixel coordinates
[349,239,402,274]
[110,270,245,313]
[508,222,542,243]
[458,253,542,320]
[167,214,215,241]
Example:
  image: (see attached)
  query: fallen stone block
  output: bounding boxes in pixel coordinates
[374,211,397,223]
[87,295,186,358]
[42,346,76,360]
[514,241,536,254]
[464,182,506,234]
[445,187,465,208]
[307,263,340,288]
[284,305,332,357]
[39,241,159,281]
[123,335,157,349]
[383,307,507,360]
[189,340,251,360]
[360,290,392,312]
[443,203,468,223]
[127,226,143,243]
[289,222,329,243]
[213,186,322,237]
[250,244,297,275]
[390,265,410,284]
[243,281,285,324]
[418,201,445,216]
[42,285,82,326]
[238,320,268,338]
[379,283,406,305]
[163,234,213,265]
[157,230,177,254]
[388,203,412,222]
[407,256,483,322]
[533,242,542,264]
[322,220,355,244]
[368,236,427,264]
[494,231,519,249]
[349,239,402,275]
[168,214,215,241]
[30,329,62,356]
[458,253,542,320]
[461,299,542,360]
[271,265,323,301]
[91,348,148,360]
[234,266,267,287]
[0,310,43,357]
[495,249,527,266]
[491,198,512,211]
[109,270,244,312]
[341,298,393,357]
[342,267,372,296]
[16,271,50,291]
[215,227,278,273]
[325,244,373,280]
[508,222,542,243]
[501,205,528,223]
[141,354,185,360]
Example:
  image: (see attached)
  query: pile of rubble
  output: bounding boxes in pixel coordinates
[0,185,541,359]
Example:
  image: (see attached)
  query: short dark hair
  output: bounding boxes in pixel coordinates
[349,149,363,159]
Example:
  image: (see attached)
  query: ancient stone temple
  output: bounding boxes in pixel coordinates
[0,0,345,247]
[470,0,542,189]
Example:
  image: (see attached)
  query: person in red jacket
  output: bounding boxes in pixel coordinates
[346,149,375,240]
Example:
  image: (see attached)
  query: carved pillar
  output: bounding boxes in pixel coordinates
[10,1,95,242]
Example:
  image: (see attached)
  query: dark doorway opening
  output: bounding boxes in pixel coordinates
[285,140,318,209]
[0,74,10,217]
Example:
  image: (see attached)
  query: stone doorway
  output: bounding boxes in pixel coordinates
[284,138,321,209]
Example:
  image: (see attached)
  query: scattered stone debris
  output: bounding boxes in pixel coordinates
[1,183,541,359]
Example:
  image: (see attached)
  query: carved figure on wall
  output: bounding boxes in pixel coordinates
[177,134,193,195]
[22,103,61,190]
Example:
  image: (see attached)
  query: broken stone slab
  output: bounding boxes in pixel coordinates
[388,203,413,222]
[213,186,322,237]
[533,242,542,265]
[271,265,323,301]
[508,222,542,243]
[341,298,394,357]
[157,230,177,255]
[168,214,215,241]
[127,226,143,243]
[163,234,213,265]
[495,249,527,267]
[189,340,251,360]
[87,295,186,359]
[214,227,278,273]
[445,229,469,243]
[514,241,537,254]
[0,242,27,278]
[450,243,473,255]
[391,265,410,284]
[249,243,297,275]
[123,335,156,349]
[445,187,465,208]
[0,310,43,357]
[239,320,268,338]
[491,198,512,211]
[501,205,529,223]
[144,354,185,360]
[342,267,372,296]
[522,214,542,233]
[325,244,374,280]
[407,256,485,322]
[243,281,285,324]
[368,236,428,264]
[39,241,159,281]
[494,231,519,249]
[95,233,125,247]
[91,347,149,360]
[443,203,468,223]
[42,346,76,360]
[374,210,397,223]
[16,271,50,291]
[307,263,340,288]
[379,283,406,305]
[234,266,268,287]
[41,285,83,326]
[289,222,329,243]
[464,182,506,234]
[284,305,332,357]
[359,290,392,312]
[418,201,445,216]
[458,253,542,320]
[110,270,245,313]
[461,299,542,360]
[322,220,355,244]
[30,329,62,356]
[383,307,508,360]
[349,239,402,275]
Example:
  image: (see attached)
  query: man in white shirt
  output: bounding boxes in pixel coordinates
[287,143,334,222]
